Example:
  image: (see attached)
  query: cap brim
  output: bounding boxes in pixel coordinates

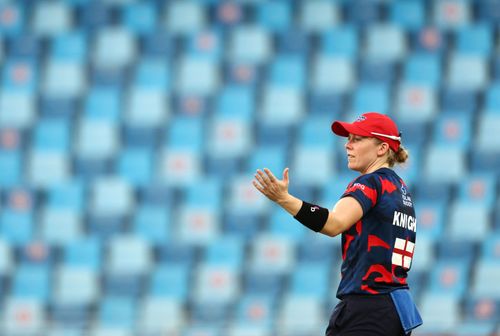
[331,121,371,137]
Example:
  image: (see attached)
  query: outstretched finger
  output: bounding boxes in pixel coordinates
[263,168,277,182]
[252,180,265,193]
[255,171,269,188]
[256,169,271,185]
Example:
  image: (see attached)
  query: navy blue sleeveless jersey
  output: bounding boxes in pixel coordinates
[336,168,417,299]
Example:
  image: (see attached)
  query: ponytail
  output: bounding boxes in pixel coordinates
[387,145,409,167]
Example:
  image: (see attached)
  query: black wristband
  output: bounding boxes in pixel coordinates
[293,201,329,232]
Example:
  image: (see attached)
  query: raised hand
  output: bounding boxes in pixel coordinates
[252,167,290,204]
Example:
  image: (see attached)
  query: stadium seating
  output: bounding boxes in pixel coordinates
[0,1,498,335]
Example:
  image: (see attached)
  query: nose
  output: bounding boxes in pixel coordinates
[345,140,352,150]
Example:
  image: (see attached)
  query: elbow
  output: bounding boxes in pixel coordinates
[320,221,341,237]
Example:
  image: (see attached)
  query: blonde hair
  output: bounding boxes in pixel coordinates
[373,138,409,167]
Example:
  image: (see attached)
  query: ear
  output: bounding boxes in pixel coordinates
[377,142,390,156]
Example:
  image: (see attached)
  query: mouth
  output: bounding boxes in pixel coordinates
[347,154,354,160]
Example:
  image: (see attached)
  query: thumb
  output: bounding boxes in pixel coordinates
[283,167,289,184]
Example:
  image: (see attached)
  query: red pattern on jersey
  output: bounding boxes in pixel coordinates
[361,264,408,293]
[367,235,390,252]
[345,183,378,206]
[342,220,362,260]
[379,176,397,194]
[342,234,355,260]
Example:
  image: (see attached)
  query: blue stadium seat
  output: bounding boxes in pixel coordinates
[0,150,22,187]
[279,295,325,335]
[447,55,487,90]
[448,202,489,242]
[464,297,499,324]
[290,263,330,299]
[185,30,223,61]
[0,208,33,245]
[133,59,171,90]
[441,88,478,113]
[116,148,153,187]
[244,270,284,300]
[234,295,274,328]
[90,177,134,217]
[320,26,358,58]
[403,53,441,87]
[476,113,500,151]
[165,1,206,35]
[230,26,271,63]
[138,298,186,334]
[53,267,98,306]
[472,259,500,299]
[0,91,36,129]
[12,265,50,301]
[419,293,460,333]
[32,2,72,36]
[47,180,85,211]
[299,0,340,32]
[28,151,69,188]
[415,198,446,240]
[458,174,497,208]
[250,234,295,275]
[2,299,45,334]
[176,57,219,95]
[433,0,471,30]
[351,84,390,114]
[456,24,492,56]
[93,28,136,69]
[98,296,136,329]
[0,4,24,36]
[2,59,37,93]
[126,87,168,127]
[41,208,81,246]
[428,260,470,297]
[75,120,119,160]
[268,55,306,88]
[176,203,219,246]
[423,145,466,183]
[107,235,152,275]
[268,208,307,242]
[260,85,304,126]
[390,0,425,30]
[395,83,437,122]
[256,1,291,32]
[480,233,500,261]
[84,87,121,121]
[132,204,170,245]
[33,118,70,152]
[291,144,335,187]
[204,236,245,268]
[365,24,407,61]
[63,237,102,270]
[156,242,196,268]
[312,56,354,93]
[411,27,448,54]
[433,112,472,148]
[121,2,157,35]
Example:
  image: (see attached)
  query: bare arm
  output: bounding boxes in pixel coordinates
[320,196,363,237]
[252,168,363,237]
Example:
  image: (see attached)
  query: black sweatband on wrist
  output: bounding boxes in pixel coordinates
[293,201,329,232]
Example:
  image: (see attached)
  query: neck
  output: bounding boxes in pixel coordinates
[361,159,390,175]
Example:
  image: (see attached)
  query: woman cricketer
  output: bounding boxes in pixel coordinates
[253,112,422,336]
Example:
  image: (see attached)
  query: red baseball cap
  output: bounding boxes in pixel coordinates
[331,112,401,152]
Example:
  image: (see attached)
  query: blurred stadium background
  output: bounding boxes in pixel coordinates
[0,0,499,335]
